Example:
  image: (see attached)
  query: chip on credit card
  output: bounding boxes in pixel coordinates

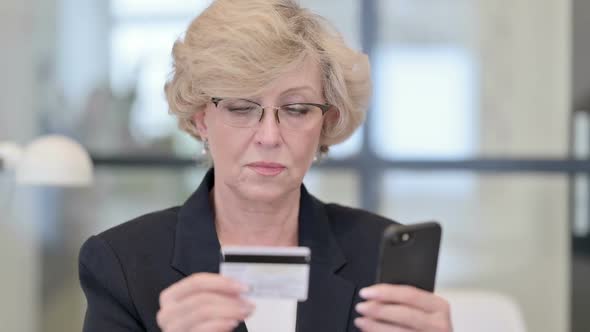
[220,246,310,301]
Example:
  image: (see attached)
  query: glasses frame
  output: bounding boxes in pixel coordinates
[210,97,333,128]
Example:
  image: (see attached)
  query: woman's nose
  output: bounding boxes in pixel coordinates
[254,108,282,147]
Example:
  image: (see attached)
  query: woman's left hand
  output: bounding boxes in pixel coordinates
[354,284,452,332]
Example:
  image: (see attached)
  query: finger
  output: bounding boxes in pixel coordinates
[160,273,247,306]
[158,293,253,330]
[360,284,447,313]
[158,292,253,328]
[354,317,413,332]
[180,293,254,322]
[356,301,427,330]
[162,304,249,332]
[189,319,240,332]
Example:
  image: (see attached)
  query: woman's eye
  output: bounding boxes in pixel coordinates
[284,105,310,115]
[226,102,259,113]
[228,107,255,112]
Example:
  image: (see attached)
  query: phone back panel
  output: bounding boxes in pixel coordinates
[376,222,441,292]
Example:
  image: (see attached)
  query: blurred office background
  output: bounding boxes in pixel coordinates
[1,0,589,331]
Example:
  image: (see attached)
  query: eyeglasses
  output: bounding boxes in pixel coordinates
[211,97,333,131]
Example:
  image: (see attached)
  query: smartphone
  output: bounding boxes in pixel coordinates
[375,221,442,292]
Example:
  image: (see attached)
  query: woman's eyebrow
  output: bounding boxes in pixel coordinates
[279,86,321,97]
[247,86,322,103]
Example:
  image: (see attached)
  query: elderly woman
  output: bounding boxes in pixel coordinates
[79,0,452,331]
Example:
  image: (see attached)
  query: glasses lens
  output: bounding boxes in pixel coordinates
[217,99,262,128]
[278,104,324,130]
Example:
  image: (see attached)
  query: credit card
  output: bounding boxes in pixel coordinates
[220,246,310,301]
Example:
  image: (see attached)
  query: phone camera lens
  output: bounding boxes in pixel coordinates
[390,234,400,244]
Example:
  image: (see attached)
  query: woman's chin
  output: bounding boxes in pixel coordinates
[237,181,298,203]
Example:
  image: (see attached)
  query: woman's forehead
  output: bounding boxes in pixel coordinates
[257,60,323,99]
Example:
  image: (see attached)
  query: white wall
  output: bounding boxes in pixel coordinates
[0,0,46,330]
[478,0,570,157]
[0,0,40,141]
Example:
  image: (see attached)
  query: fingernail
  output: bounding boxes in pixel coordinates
[355,302,368,313]
[236,283,249,292]
[359,287,375,298]
[243,300,255,311]
[354,317,366,327]
[242,306,253,315]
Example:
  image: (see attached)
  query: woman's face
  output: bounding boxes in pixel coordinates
[193,59,327,202]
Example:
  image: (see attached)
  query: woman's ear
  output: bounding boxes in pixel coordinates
[322,106,340,132]
[192,109,209,139]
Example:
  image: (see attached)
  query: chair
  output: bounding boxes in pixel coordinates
[437,289,527,332]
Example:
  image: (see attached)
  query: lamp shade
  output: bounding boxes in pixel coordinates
[15,135,93,186]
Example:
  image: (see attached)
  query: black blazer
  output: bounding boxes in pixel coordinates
[79,169,396,331]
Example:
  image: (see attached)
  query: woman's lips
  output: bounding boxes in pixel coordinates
[247,162,286,176]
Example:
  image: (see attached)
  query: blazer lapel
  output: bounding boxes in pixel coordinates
[171,168,221,277]
[296,187,356,332]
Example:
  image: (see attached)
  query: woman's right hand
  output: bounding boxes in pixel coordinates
[156,273,254,332]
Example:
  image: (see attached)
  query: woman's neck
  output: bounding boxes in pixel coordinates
[211,182,300,247]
